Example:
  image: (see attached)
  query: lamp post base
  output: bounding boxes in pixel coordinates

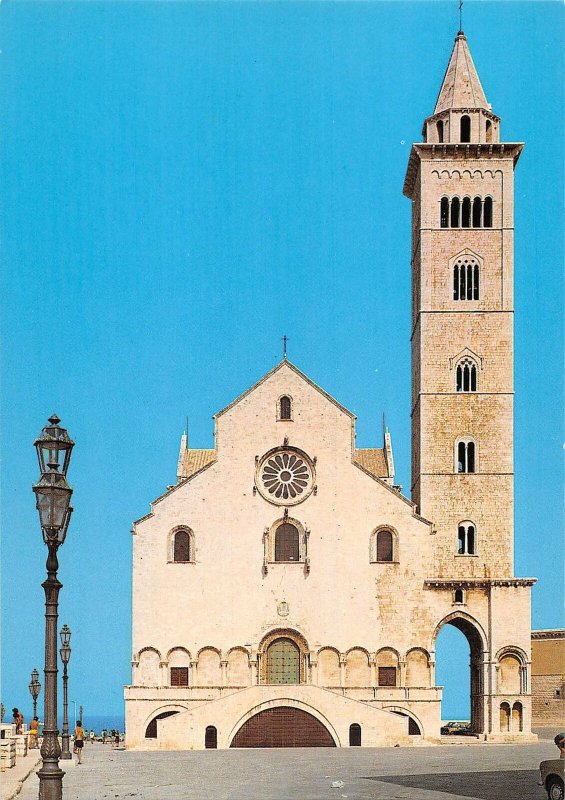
[37,766,65,800]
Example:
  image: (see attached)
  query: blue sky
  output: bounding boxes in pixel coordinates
[1,1,563,723]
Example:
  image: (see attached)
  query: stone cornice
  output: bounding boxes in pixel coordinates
[531,629,565,640]
[425,578,536,589]
[403,142,524,199]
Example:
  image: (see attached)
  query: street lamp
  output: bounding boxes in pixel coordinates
[33,415,74,800]
[59,626,72,760]
[28,668,41,718]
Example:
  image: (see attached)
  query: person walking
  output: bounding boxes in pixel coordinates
[73,720,85,764]
[555,733,565,758]
[89,729,95,744]
[28,717,40,748]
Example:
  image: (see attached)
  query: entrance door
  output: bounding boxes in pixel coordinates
[230,707,336,747]
[266,638,300,684]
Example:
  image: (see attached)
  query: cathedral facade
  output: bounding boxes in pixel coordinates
[124,30,535,749]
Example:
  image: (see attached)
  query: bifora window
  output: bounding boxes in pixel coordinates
[458,521,476,555]
[457,439,476,473]
[275,523,300,561]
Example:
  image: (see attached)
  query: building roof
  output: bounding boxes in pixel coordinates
[434,31,489,114]
[353,448,389,479]
[178,447,390,482]
[178,448,216,481]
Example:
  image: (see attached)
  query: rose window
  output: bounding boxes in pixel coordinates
[256,447,315,506]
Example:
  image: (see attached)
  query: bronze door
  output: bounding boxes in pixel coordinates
[230,707,336,747]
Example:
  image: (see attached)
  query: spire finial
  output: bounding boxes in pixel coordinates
[282,335,289,360]
[458,0,463,34]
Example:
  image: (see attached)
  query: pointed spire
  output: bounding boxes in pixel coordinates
[434,31,489,114]
[176,424,188,482]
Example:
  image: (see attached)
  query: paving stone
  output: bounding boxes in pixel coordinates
[15,740,556,800]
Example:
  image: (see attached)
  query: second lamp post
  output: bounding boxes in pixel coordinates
[28,668,41,719]
[59,625,72,759]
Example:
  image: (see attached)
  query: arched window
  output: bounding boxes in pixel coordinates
[376,529,394,562]
[349,723,361,746]
[173,529,192,563]
[450,197,460,228]
[279,395,292,420]
[472,196,482,228]
[436,120,444,143]
[457,521,476,554]
[483,197,493,227]
[486,120,492,143]
[453,257,480,301]
[460,115,471,143]
[461,197,471,228]
[275,523,300,561]
[440,197,449,228]
[266,638,300,684]
[457,439,476,473]
[454,588,465,604]
[205,726,218,749]
[456,358,477,392]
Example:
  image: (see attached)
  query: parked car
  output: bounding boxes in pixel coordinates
[539,759,564,800]
[440,721,470,735]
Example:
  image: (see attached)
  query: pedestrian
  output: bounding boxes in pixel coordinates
[28,716,40,749]
[555,733,565,759]
[113,729,120,749]
[102,728,107,744]
[89,729,95,744]
[73,719,85,764]
[12,708,23,734]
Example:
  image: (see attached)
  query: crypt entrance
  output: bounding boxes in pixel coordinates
[230,707,336,748]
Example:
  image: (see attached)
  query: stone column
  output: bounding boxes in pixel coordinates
[339,655,346,689]
[398,660,407,688]
[190,660,198,688]
[369,657,377,689]
[250,653,259,685]
[220,660,228,687]
[159,662,168,687]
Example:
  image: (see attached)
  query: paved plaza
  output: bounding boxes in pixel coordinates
[12,732,558,800]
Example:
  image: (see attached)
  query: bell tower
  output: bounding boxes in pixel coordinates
[404,31,523,579]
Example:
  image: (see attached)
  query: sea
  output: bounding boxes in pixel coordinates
[57,714,125,735]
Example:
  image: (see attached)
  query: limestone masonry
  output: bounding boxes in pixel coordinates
[125,30,536,749]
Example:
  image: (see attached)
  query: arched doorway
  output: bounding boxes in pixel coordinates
[434,614,485,734]
[387,709,422,735]
[259,629,309,684]
[230,707,336,748]
[144,710,179,739]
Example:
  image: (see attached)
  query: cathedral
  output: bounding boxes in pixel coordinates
[124,29,536,749]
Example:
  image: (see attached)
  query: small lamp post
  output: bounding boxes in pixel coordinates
[33,414,74,800]
[59,626,71,759]
[28,668,41,718]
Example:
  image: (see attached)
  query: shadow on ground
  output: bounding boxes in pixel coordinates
[364,769,544,800]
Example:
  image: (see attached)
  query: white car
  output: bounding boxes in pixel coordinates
[539,759,564,800]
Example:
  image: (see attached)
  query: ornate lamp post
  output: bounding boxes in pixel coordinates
[33,415,74,800]
[29,668,41,718]
[59,626,72,759]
